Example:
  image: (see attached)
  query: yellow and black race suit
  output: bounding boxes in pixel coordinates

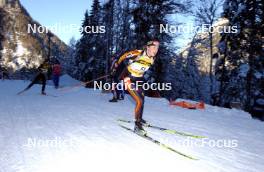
[127,54,154,78]
[116,49,154,79]
[116,50,155,122]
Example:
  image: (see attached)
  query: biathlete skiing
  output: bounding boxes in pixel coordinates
[112,39,160,135]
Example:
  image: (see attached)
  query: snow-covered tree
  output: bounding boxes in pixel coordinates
[74,0,106,82]
[194,0,223,98]
[130,0,188,98]
[0,8,5,63]
[217,0,264,113]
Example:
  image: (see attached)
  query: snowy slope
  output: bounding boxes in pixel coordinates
[0,79,263,172]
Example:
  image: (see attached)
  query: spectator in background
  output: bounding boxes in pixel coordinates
[52,59,61,89]
[0,67,9,80]
[109,57,119,102]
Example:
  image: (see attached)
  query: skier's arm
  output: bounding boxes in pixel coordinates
[117,50,142,65]
[37,64,43,71]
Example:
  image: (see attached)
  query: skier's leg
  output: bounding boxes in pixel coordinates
[117,80,124,99]
[128,87,145,134]
[53,75,59,88]
[138,88,145,121]
[52,75,56,87]
[109,78,118,102]
[126,83,144,122]
[26,74,40,90]
[120,87,125,99]
[116,88,121,99]
[109,89,118,102]
[39,73,46,94]
[114,77,120,99]
[57,76,60,88]
[125,77,146,134]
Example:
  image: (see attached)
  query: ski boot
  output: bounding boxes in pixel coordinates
[140,118,147,124]
[109,98,118,102]
[134,121,147,136]
[119,95,124,100]
[140,118,150,127]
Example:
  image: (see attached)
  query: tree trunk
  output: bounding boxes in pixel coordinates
[209,30,214,100]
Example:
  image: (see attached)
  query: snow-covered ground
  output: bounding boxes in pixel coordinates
[0,77,264,172]
[47,74,80,88]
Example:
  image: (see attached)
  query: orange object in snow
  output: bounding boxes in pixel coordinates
[169,100,205,109]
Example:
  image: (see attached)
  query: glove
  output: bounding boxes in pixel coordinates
[110,68,116,77]
[124,59,134,66]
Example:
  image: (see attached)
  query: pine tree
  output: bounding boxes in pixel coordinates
[182,33,204,101]
[0,8,4,61]
[90,0,101,25]
[217,0,264,111]
[131,0,186,51]
[74,0,106,82]
[120,0,132,50]
[75,10,90,64]
[194,0,223,99]
[66,37,77,75]
[88,0,105,80]
[101,0,135,77]
[102,0,114,75]
[130,0,188,99]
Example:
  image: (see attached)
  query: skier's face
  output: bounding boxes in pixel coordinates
[146,41,159,57]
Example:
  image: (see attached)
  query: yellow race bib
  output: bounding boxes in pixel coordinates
[127,55,154,77]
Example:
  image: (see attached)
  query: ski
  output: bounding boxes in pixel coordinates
[117,119,206,139]
[118,123,198,160]
[17,89,28,95]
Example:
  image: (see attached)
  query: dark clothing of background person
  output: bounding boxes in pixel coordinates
[52,62,61,89]
[23,60,51,95]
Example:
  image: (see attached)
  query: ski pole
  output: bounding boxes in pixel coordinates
[59,74,110,92]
